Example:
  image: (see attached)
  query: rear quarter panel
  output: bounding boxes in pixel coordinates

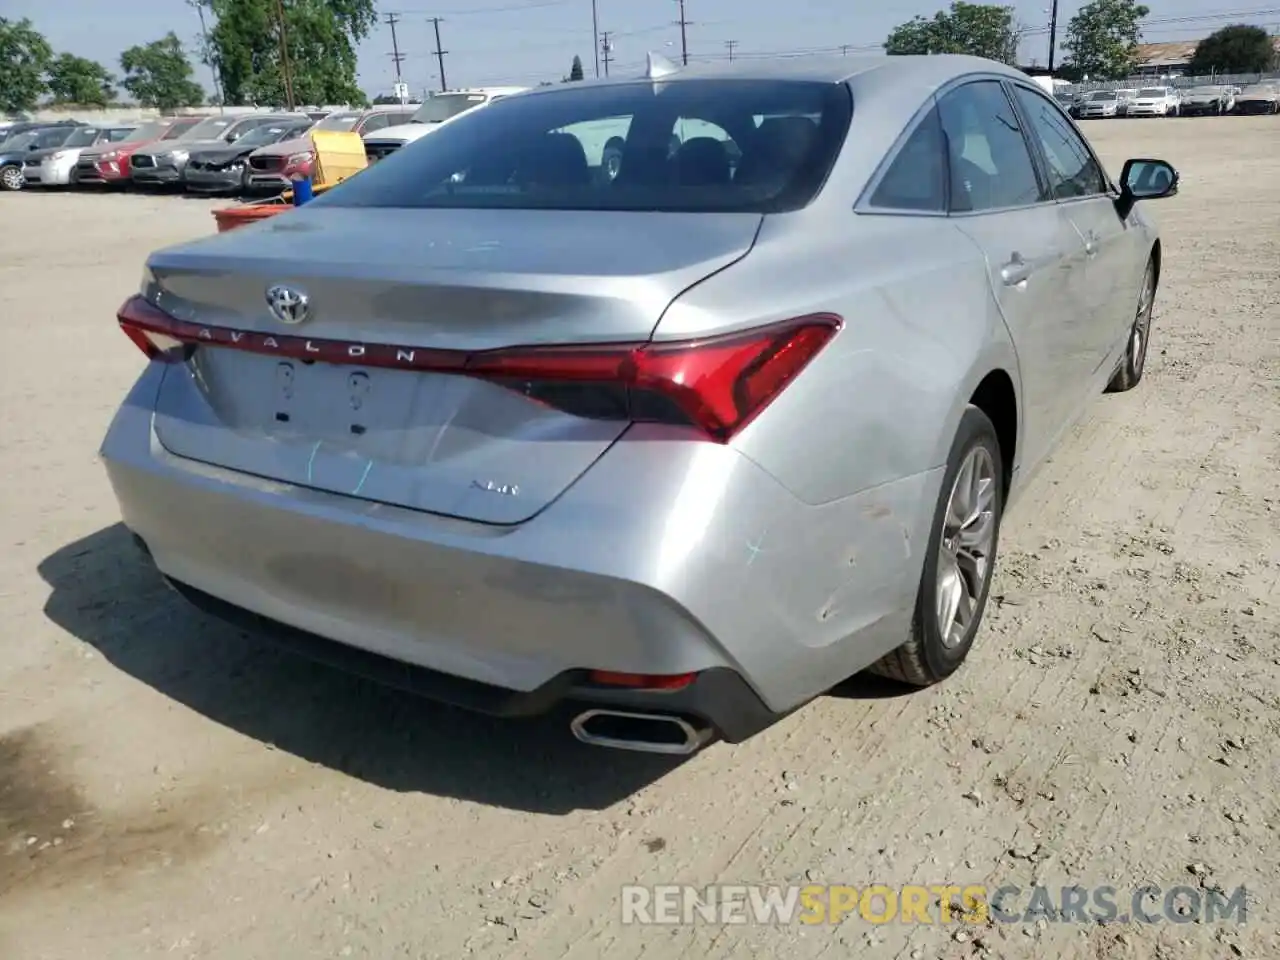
[656,211,1021,507]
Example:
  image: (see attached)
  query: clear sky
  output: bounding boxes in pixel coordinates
[8,0,1280,101]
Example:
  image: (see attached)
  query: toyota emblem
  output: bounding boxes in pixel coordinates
[265,284,310,325]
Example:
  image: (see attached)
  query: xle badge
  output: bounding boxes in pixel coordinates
[472,480,520,496]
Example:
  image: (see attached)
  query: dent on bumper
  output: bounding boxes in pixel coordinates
[101,365,937,718]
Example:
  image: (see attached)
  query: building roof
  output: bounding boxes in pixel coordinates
[1135,36,1280,67]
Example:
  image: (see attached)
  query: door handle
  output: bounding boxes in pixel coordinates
[1083,232,1099,256]
[1000,253,1034,286]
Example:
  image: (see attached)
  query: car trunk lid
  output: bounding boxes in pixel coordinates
[147,205,761,524]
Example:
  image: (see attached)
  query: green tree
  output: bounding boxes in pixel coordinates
[120,33,205,109]
[46,53,115,106]
[1188,24,1276,75]
[1063,0,1149,80]
[568,54,585,81]
[885,2,1021,64]
[201,0,376,107]
[0,17,53,114]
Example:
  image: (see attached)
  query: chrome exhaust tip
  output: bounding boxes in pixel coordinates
[570,708,713,756]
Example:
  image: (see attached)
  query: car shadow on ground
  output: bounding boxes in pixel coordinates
[39,523,913,813]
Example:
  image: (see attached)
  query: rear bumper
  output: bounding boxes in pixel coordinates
[101,365,933,735]
[153,567,780,741]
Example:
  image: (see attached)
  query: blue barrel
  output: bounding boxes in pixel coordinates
[291,176,314,206]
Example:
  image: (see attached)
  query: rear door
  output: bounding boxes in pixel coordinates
[938,79,1089,471]
[1009,82,1137,380]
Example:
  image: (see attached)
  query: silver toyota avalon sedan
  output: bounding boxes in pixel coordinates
[101,54,1178,755]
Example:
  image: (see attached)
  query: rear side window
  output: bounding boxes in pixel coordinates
[868,104,946,212]
[937,80,1044,212]
[312,79,853,214]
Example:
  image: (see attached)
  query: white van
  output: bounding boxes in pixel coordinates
[363,87,528,162]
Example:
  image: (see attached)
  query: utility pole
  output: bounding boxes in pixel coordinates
[274,0,296,110]
[385,12,406,83]
[429,17,448,92]
[675,0,690,65]
[724,39,737,62]
[591,0,601,78]
[1047,0,1060,73]
[187,0,226,113]
[601,32,614,77]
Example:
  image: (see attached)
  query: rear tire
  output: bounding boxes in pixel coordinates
[869,406,1004,686]
[0,164,23,191]
[1106,257,1156,393]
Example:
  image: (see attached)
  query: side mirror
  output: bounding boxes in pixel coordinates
[1116,158,1178,216]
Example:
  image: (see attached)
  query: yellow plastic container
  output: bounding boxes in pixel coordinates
[310,130,367,186]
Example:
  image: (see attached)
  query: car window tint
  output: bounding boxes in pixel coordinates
[1011,85,1108,199]
[312,79,852,214]
[868,104,946,212]
[937,80,1044,212]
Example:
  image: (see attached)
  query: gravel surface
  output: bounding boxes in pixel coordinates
[1,118,1278,960]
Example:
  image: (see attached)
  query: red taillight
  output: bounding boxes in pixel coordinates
[118,297,188,362]
[115,295,841,442]
[588,670,698,690]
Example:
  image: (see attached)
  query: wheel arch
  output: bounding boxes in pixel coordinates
[968,369,1018,497]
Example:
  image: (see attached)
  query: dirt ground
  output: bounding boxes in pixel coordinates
[1,117,1277,960]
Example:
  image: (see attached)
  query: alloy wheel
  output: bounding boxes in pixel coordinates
[935,446,998,649]
[0,166,23,190]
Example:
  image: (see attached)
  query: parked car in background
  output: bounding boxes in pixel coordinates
[362,87,527,163]
[24,125,136,186]
[0,126,82,190]
[0,119,82,149]
[1125,86,1180,117]
[184,117,315,193]
[104,54,1178,754]
[1112,88,1140,114]
[1232,82,1280,115]
[76,116,205,185]
[1179,84,1235,115]
[132,113,300,187]
[246,105,416,192]
[1077,89,1126,118]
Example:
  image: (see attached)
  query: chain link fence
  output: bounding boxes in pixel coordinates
[1062,72,1280,95]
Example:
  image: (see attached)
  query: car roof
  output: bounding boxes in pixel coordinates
[519,53,1026,92]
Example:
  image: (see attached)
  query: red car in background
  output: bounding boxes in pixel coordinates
[75,116,205,185]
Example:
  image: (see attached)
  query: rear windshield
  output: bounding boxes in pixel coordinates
[315,113,363,130]
[316,80,852,214]
[411,93,489,124]
[178,116,236,140]
[1090,91,1117,101]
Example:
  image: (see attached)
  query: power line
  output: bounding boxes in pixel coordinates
[385,12,406,82]
[601,31,614,76]
[429,17,449,92]
[724,39,738,62]
[675,0,690,65]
